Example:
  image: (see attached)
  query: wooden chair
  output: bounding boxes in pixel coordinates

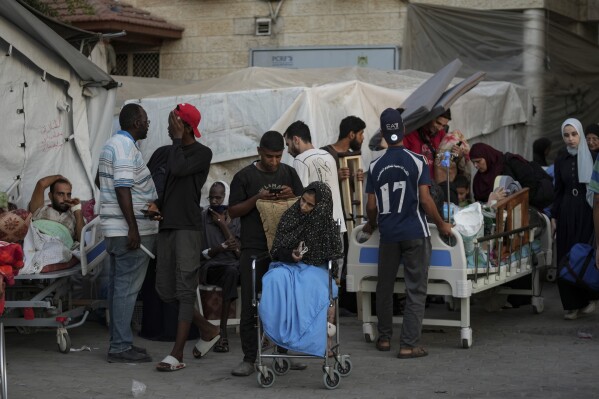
[338,153,364,233]
[494,188,530,260]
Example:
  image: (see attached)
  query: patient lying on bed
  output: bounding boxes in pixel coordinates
[21,175,85,274]
[259,181,342,357]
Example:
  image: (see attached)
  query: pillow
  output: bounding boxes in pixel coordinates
[81,199,96,224]
[493,175,522,197]
[0,209,31,243]
[256,198,299,252]
[32,219,74,249]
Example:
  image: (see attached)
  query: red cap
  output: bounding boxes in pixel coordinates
[174,103,201,138]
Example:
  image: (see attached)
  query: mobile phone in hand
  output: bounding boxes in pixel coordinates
[269,188,283,194]
[140,209,160,218]
[297,241,309,256]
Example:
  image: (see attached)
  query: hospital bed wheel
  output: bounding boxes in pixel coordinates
[460,327,472,349]
[323,369,341,389]
[362,323,375,343]
[57,330,71,354]
[532,296,544,314]
[335,358,352,377]
[272,358,290,375]
[257,368,275,388]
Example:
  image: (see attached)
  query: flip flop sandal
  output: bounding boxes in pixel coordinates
[192,334,221,359]
[156,355,186,372]
[213,337,229,353]
[397,346,428,359]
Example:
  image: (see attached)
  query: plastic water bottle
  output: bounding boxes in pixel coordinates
[443,203,457,223]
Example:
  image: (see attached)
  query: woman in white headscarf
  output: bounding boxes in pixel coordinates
[551,118,599,320]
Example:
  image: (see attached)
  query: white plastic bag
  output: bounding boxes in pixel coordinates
[131,380,146,397]
[454,202,484,254]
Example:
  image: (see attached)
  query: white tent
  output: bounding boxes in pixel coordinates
[129,66,530,205]
[0,0,116,208]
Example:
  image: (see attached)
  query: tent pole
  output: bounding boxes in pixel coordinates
[523,9,546,158]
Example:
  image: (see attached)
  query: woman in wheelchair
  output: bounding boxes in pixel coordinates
[259,181,342,357]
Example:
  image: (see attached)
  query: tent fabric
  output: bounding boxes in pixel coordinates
[0,0,116,209]
[127,66,530,207]
[0,0,114,87]
[402,3,599,160]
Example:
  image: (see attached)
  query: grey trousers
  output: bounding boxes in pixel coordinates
[155,229,202,323]
[376,238,431,348]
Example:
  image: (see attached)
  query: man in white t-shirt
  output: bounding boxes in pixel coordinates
[283,120,346,234]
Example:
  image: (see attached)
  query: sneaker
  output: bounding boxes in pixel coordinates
[290,360,308,370]
[131,345,148,354]
[564,309,579,320]
[581,301,597,315]
[231,361,255,377]
[107,348,152,363]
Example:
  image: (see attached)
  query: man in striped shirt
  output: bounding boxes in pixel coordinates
[99,103,158,363]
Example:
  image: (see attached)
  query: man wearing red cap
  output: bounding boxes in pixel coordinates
[147,103,219,372]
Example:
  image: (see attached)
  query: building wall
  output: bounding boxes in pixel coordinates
[128,0,596,80]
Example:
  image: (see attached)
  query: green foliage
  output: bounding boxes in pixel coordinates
[22,0,94,18]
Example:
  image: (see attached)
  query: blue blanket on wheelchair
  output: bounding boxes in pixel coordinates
[259,261,338,357]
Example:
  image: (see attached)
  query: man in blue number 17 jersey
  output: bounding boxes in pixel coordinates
[364,108,452,358]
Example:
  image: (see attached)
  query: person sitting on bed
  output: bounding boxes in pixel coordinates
[28,175,84,242]
[259,181,343,357]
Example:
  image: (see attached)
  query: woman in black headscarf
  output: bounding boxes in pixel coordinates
[259,181,342,357]
[470,143,554,210]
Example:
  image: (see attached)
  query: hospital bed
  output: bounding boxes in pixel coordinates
[3,216,106,353]
[1,178,106,354]
[0,180,105,398]
[346,189,551,348]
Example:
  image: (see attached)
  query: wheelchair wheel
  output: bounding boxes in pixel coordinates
[257,368,275,388]
[323,370,341,389]
[272,358,290,376]
[335,358,352,377]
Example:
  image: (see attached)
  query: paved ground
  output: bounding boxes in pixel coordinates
[3,282,599,399]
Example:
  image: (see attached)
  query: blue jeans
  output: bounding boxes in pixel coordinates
[106,235,156,353]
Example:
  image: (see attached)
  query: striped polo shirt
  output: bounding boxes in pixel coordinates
[98,131,158,237]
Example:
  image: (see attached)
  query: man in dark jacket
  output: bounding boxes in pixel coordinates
[149,103,220,372]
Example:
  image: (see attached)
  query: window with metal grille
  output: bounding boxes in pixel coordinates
[133,53,159,77]
[114,54,128,75]
[113,52,160,77]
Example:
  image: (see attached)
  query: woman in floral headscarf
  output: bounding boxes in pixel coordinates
[259,181,342,357]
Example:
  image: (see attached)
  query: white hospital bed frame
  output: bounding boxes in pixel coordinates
[0,178,106,380]
[346,209,551,349]
[3,216,106,352]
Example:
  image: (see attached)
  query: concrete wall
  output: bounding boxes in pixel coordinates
[128,0,596,80]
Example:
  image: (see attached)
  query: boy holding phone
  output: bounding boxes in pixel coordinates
[228,131,303,377]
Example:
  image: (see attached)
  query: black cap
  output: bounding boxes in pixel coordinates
[380,108,405,145]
